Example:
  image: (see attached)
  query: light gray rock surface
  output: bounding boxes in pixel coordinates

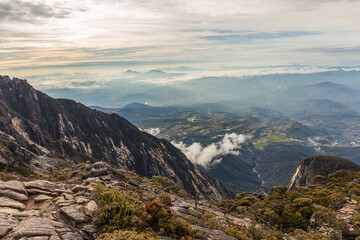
[0,197,26,210]
[34,195,53,202]
[60,205,88,223]
[0,162,239,240]
[85,200,98,217]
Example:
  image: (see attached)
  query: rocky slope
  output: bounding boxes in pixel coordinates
[0,162,241,240]
[288,155,360,189]
[0,75,233,200]
[2,158,359,239]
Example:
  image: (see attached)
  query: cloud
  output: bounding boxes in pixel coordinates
[201,31,320,43]
[24,72,107,90]
[0,1,73,22]
[296,45,360,54]
[143,128,161,136]
[172,133,251,167]
[1,0,360,70]
[16,65,360,90]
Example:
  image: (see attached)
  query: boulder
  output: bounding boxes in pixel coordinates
[57,199,75,208]
[71,185,88,193]
[34,195,53,202]
[10,217,57,239]
[0,181,27,195]
[90,168,108,177]
[93,162,111,169]
[75,197,89,204]
[0,189,28,201]
[62,193,74,200]
[60,205,88,223]
[0,197,26,210]
[85,200,98,217]
[24,180,60,192]
[27,188,54,196]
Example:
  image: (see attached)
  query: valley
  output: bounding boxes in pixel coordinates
[92,80,360,194]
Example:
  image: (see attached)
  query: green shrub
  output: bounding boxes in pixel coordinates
[94,185,147,233]
[47,167,72,182]
[151,176,174,190]
[225,226,249,240]
[270,185,288,195]
[97,230,160,240]
[158,193,171,206]
[160,217,194,236]
[291,229,326,240]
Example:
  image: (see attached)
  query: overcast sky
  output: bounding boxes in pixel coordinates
[1,0,360,79]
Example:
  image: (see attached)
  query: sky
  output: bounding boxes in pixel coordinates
[1,0,360,89]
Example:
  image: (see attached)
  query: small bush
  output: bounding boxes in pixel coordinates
[151,176,174,190]
[47,167,72,182]
[97,230,160,240]
[180,236,193,240]
[225,226,249,240]
[94,185,147,233]
[159,193,172,206]
[160,217,194,237]
[0,167,17,181]
[146,201,173,229]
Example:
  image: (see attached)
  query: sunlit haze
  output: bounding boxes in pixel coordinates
[1,0,359,93]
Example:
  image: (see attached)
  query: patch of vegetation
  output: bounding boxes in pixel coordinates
[0,166,17,181]
[254,133,292,150]
[217,170,360,239]
[145,176,189,198]
[93,183,200,239]
[97,230,160,240]
[47,167,72,182]
[93,184,147,233]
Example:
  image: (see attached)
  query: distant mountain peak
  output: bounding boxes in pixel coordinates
[311,81,353,89]
[147,69,166,74]
[124,69,140,74]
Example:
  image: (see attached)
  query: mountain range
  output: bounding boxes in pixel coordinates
[0,75,233,200]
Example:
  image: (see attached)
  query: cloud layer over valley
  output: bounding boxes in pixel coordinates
[172,133,251,167]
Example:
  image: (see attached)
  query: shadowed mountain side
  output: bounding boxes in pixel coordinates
[0,75,233,200]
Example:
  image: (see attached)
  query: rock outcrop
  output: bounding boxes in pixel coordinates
[288,155,360,189]
[0,75,233,200]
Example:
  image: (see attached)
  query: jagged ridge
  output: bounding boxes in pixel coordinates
[0,75,233,200]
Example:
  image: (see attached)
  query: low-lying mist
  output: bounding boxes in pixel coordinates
[172,133,252,167]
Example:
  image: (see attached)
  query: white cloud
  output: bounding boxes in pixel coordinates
[1,0,360,71]
[143,128,161,137]
[132,65,360,84]
[172,133,251,167]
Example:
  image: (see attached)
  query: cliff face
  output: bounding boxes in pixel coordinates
[288,155,360,189]
[0,76,233,200]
